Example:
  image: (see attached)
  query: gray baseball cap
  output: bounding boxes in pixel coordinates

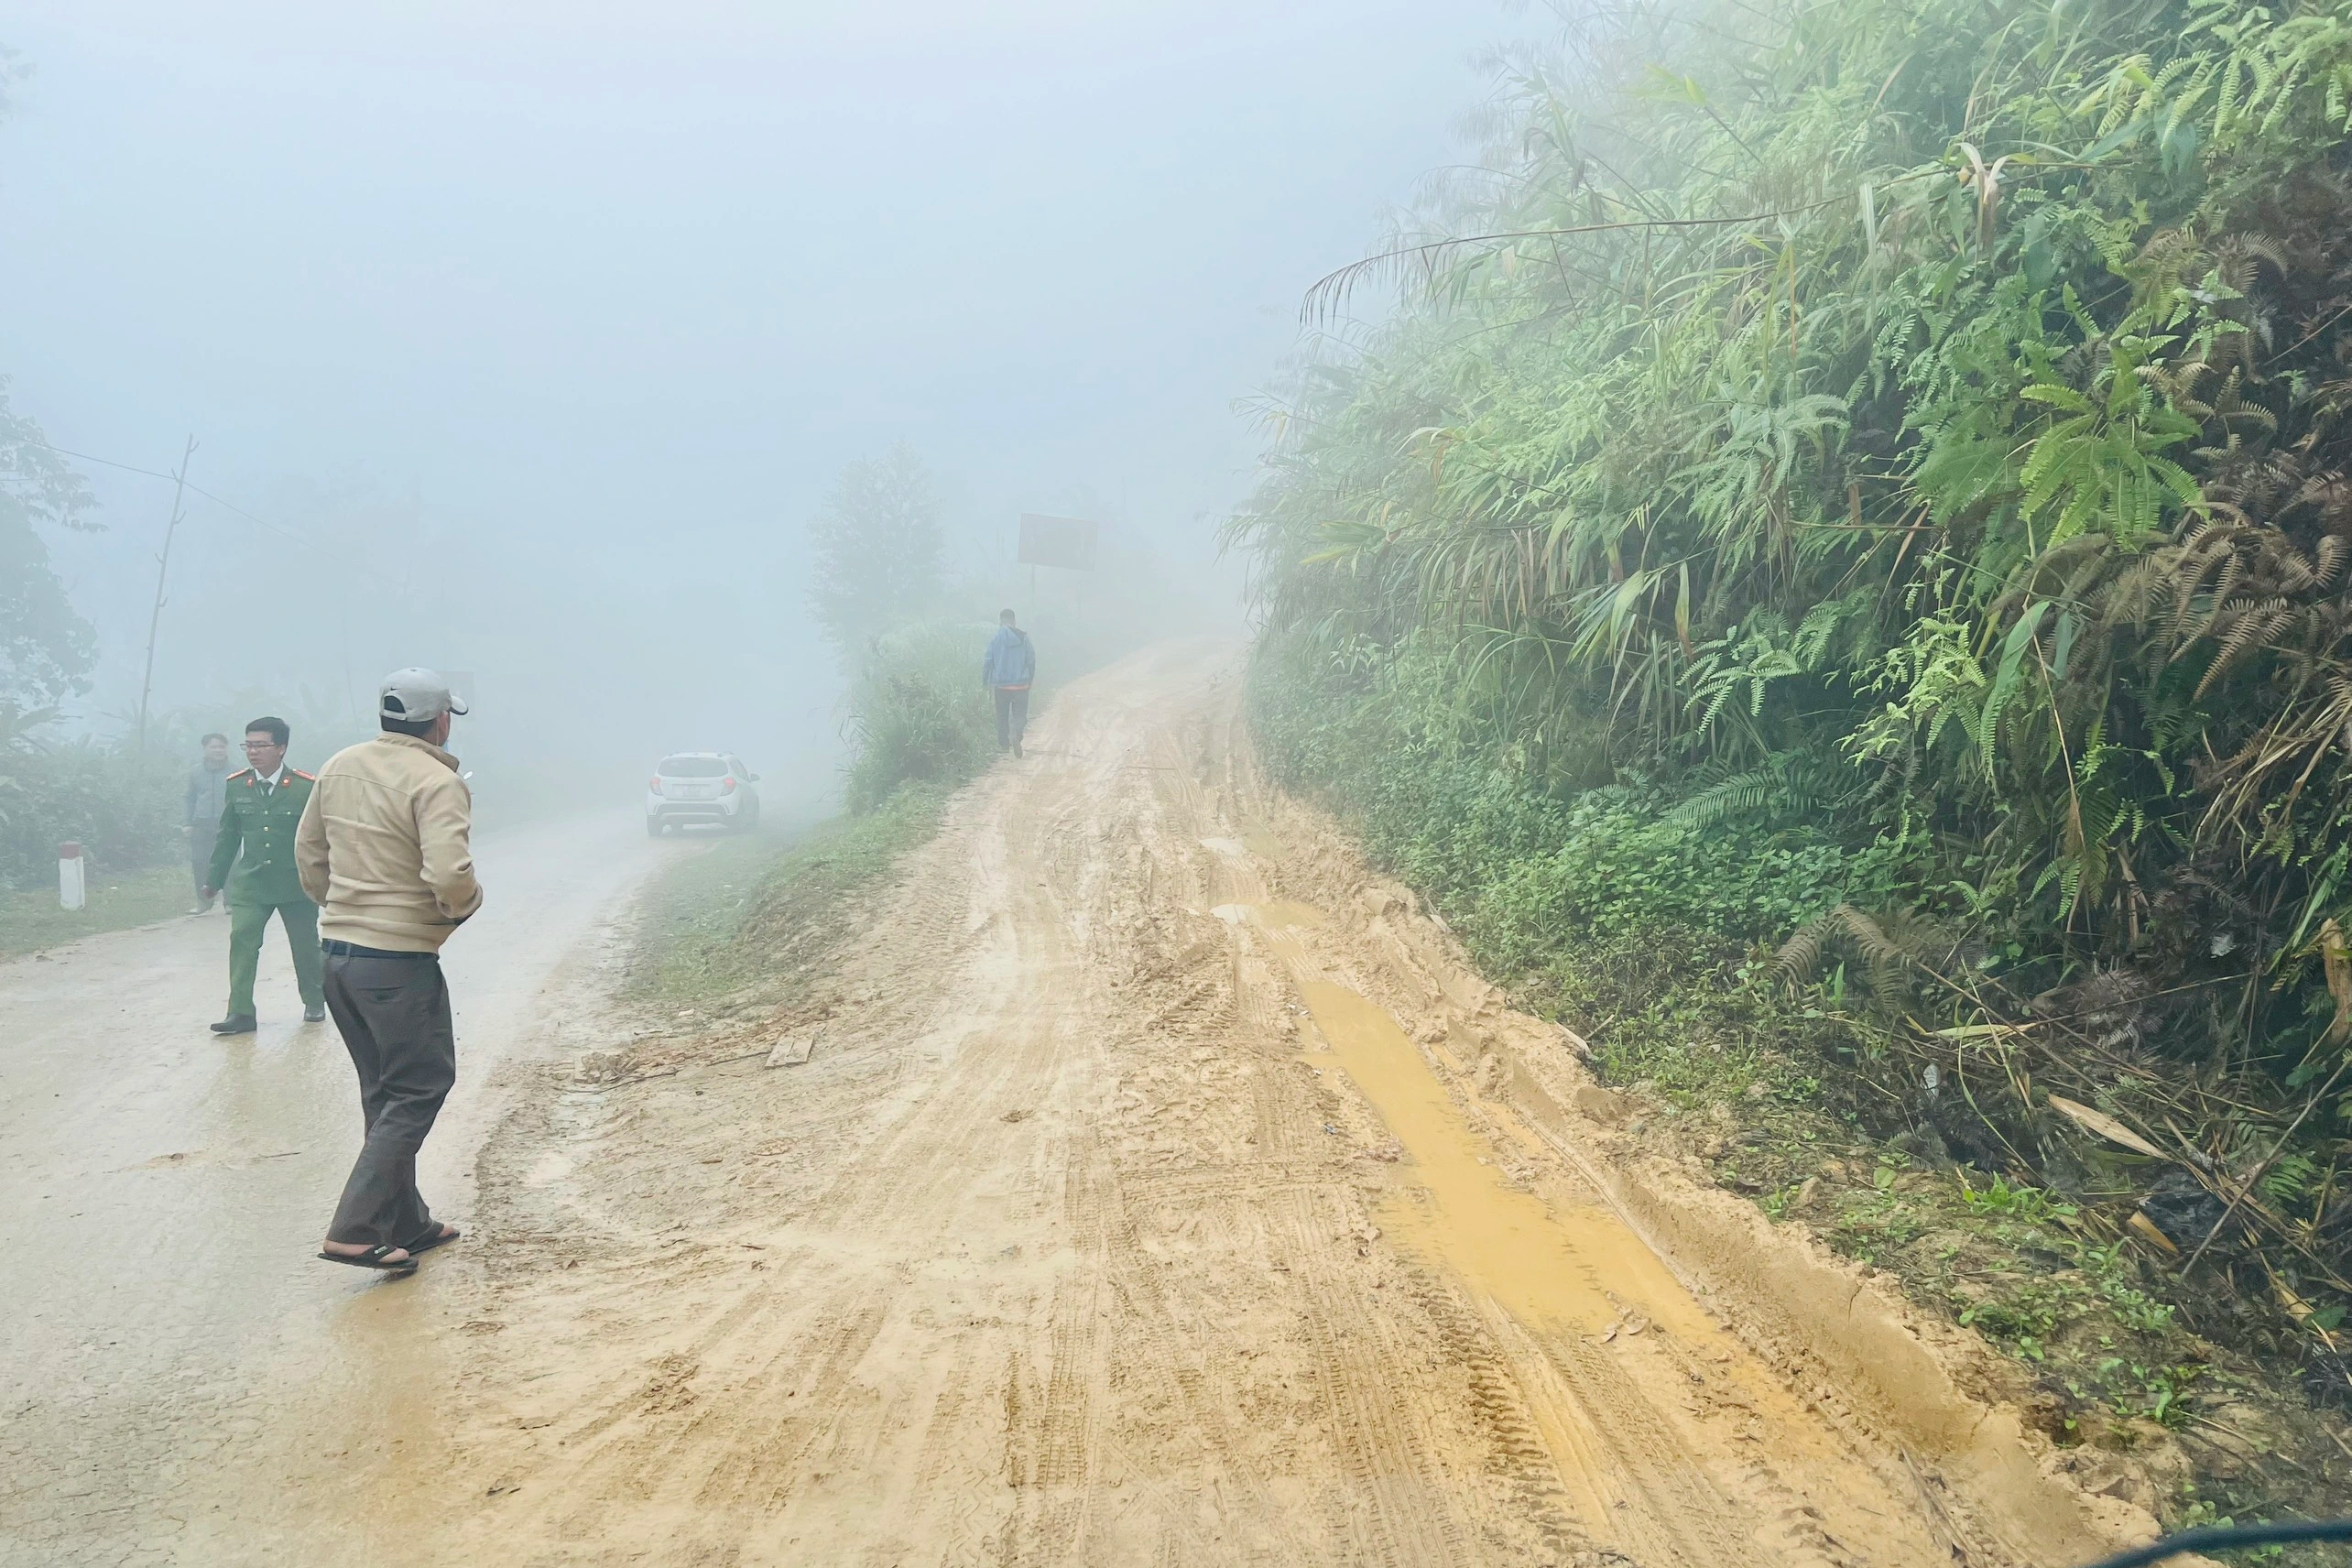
[379,667,469,723]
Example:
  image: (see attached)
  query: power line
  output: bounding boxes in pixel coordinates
[15,433,321,551]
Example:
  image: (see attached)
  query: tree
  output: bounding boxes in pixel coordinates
[0,381,99,715]
[809,446,944,664]
[0,58,98,722]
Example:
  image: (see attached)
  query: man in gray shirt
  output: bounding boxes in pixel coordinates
[182,732,231,914]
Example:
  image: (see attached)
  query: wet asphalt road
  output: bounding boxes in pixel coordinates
[0,814,672,1566]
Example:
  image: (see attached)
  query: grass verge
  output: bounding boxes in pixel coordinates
[625,786,948,1011]
[0,864,191,958]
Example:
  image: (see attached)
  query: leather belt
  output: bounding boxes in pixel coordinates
[321,939,436,960]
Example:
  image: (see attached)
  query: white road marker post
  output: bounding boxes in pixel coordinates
[59,842,86,911]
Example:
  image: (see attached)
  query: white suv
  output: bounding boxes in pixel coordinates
[646,753,761,835]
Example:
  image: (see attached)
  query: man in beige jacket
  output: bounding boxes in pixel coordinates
[295,668,484,1274]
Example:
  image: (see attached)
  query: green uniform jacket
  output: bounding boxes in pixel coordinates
[206,767,319,905]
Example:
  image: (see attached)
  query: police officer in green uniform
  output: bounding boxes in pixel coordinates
[203,715,327,1033]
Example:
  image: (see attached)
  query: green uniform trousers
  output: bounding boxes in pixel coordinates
[227,898,325,1018]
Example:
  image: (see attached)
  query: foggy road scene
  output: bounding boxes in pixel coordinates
[13,0,2352,1564]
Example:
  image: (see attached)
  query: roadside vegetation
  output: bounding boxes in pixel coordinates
[0,721,182,890]
[811,448,1026,814]
[0,384,166,903]
[1,385,292,939]
[2,166,369,931]
[1233,0,2352,1508]
[624,787,947,1010]
[1,690,370,948]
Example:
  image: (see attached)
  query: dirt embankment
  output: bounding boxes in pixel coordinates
[364,640,2180,1564]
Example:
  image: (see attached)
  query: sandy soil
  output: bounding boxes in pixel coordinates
[299,640,2156,1567]
[5,644,2171,1565]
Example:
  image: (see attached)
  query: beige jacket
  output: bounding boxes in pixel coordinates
[296,734,484,952]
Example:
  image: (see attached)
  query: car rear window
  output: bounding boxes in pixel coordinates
[659,757,729,778]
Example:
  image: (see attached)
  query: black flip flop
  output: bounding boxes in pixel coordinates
[402,1225,462,1257]
[318,1244,418,1273]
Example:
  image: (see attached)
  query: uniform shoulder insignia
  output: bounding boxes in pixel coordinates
[290,768,317,780]
[229,768,256,781]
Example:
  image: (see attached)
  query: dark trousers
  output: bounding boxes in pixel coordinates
[993,685,1030,750]
[322,950,456,1247]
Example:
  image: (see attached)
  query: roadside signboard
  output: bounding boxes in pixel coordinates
[1018,514,1099,572]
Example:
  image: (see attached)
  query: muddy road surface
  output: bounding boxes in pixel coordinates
[6,645,2150,1566]
[0,815,677,1565]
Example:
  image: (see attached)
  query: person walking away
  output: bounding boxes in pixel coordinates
[183,733,232,913]
[296,669,482,1274]
[981,608,1036,758]
[202,717,327,1032]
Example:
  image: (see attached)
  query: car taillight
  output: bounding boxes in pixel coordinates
[721,777,737,793]
[649,776,663,792]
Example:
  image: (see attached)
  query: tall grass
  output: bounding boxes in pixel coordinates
[842,620,997,811]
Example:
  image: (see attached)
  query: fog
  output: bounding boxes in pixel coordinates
[1,1,1494,816]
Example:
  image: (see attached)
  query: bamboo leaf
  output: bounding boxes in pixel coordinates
[1980,602,2049,775]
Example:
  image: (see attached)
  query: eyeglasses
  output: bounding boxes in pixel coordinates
[242,740,281,751]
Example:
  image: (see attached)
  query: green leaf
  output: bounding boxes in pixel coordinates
[2053,610,2081,681]
[2020,383,2096,414]
[1981,603,2049,776]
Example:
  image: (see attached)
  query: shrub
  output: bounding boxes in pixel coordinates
[843,621,996,811]
[0,741,180,888]
[1251,634,1911,982]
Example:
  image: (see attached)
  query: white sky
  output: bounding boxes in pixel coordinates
[1,0,1508,789]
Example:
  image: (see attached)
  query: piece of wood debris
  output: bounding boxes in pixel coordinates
[2127,1210,2181,1256]
[589,1066,679,1092]
[2046,1094,2171,1160]
[766,1030,820,1068]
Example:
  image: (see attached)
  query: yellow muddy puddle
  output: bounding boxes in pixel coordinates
[1216,896,1840,1487]
[1296,979,1711,1341]
[1198,829,1287,864]
[1211,899,1324,931]
[1222,898,1705,1338]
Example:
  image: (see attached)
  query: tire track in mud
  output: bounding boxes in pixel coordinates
[397,641,2128,1567]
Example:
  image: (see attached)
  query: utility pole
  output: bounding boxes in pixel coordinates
[135,435,197,755]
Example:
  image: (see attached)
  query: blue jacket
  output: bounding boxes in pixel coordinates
[982,626,1036,689]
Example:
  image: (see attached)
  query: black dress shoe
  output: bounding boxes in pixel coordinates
[210,1014,257,1034]
[303,1004,327,1023]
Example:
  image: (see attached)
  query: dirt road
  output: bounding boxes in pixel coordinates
[6,646,2151,1565]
